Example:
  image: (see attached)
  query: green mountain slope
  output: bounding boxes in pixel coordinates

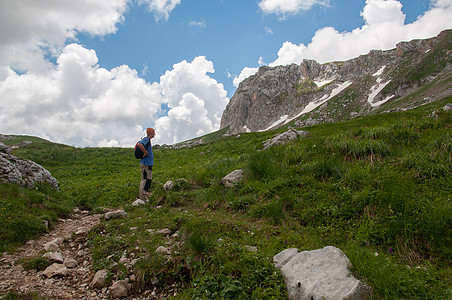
[1,97,451,299]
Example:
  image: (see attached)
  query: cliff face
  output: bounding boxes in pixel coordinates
[221,30,452,134]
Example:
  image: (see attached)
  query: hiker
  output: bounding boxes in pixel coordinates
[138,127,155,200]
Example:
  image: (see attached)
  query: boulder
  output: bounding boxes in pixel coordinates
[263,129,310,150]
[221,169,243,187]
[0,142,59,190]
[274,246,372,300]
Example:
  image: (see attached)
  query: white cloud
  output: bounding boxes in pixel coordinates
[259,0,329,15]
[137,0,181,21]
[154,57,229,145]
[0,0,228,147]
[0,45,228,146]
[268,0,452,66]
[0,0,128,73]
[0,44,163,147]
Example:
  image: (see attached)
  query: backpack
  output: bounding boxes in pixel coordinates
[134,138,150,159]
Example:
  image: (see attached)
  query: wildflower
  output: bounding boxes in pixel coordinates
[388,247,393,253]
[374,252,379,256]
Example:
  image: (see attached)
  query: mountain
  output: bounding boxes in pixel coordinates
[221,29,452,134]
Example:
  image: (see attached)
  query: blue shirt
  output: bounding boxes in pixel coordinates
[139,137,153,166]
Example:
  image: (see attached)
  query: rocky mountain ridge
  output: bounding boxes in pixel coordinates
[221,29,452,134]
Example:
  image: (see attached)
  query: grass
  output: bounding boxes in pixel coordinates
[1,97,451,299]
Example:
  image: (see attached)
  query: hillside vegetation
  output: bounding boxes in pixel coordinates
[1,97,451,299]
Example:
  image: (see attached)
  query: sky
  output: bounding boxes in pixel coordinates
[0,0,451,147]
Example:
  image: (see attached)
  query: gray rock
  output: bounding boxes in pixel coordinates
[0,144,59,190]
[155,246,171,255]
[42,263,70,278]
[263,129,310,150]
[42,252,64,263]
[105,210,127,220]
[155,228,172,236]
[131,199,146,206]
[63,258,78,268]
[91,269,108,289]
[163,180,174,190]
[43,239,63,252]
[221,169,243,187]
[274,246,373,300]
[110,280,129,298]
[273,248,299,269]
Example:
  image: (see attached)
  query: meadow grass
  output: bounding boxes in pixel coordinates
[2,97,451,298]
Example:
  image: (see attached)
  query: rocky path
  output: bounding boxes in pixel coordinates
[0,210,109,299]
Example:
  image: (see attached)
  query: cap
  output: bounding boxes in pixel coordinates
[146,128,155,135]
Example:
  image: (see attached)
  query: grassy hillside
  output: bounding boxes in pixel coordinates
[1,97,451,299]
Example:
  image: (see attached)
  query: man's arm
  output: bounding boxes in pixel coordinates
[138,143,149,157]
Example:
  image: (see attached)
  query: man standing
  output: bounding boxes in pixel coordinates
[137,128,155,200]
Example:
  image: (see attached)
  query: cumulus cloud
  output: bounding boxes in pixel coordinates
[0,0,128,73]
[259,0,329,15]
[154,57,229,145]
[0,44,163,147]
[235,0,452,86]
[270,0,452,65]
[137,0,181,21]
[0,45,228,146]
[0,0,228,147]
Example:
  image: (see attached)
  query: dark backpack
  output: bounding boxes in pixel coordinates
[134,138,150,159]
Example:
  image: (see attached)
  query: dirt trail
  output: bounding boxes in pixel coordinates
[0,211,104,299]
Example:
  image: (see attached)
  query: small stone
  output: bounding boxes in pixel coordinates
[42,252,64,263]
[132,199,146,206]
[63,258,78,268]
[105,210,127,220]
[43,263,70,278]
[110,280,129,298]
[155,246,171,255]
[163,181,174,190]
[91,269,108,289]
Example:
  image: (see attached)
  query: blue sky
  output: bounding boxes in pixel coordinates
[0,0,451,146]
[78,0,429,97]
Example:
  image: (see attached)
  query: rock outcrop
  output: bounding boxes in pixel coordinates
[221,30,452,135]
[0,142,59,190]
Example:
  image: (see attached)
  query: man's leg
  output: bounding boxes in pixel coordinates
[139,164,153,200]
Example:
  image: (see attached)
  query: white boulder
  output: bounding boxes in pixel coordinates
[274,246,372,300]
